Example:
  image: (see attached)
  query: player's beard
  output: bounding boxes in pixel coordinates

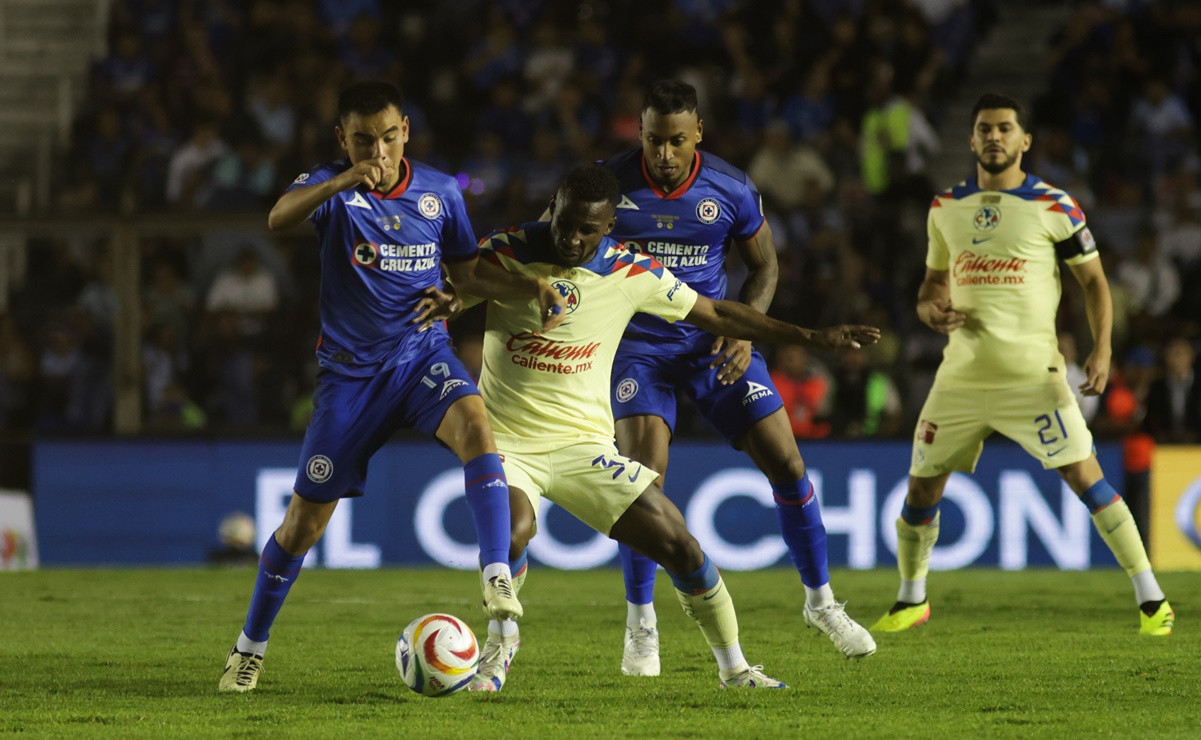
[976,148,1018,175]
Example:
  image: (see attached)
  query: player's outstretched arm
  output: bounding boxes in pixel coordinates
[685,296,880,350]
[1068,257,1113,396]
[267,158,391,231]
[915,268,965,334]
[444,256,568,332]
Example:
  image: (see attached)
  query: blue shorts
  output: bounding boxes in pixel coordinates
[611,348,783,446]
[294,343,479,502]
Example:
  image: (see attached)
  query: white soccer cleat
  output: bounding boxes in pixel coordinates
[219,647,264,692]
[621,619,660,677]
[482,573,523,621]
[467,629,520,692]
[719,664,787,688]
[804,602,877,659]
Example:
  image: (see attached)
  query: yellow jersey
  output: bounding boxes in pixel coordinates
[926,173,1098,388]
[475,223,699,453]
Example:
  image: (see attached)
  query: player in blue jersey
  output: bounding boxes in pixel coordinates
[219,81,567,693]
[593,80,876,673]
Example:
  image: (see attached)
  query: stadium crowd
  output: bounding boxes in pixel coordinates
[0,0,1197,446]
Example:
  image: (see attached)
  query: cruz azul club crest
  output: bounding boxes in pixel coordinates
[696,197,721,224]
[418,193,442,220]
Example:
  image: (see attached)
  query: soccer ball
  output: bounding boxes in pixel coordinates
[395,613,480,697]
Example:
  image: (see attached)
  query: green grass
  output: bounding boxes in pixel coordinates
[1,568,1196,738]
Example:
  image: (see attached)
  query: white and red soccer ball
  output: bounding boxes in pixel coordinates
[395,613,479,697]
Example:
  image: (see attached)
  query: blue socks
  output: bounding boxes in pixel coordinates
[1080,478,1120,513]
[901,501,941,525]
[773,474,830,589]
[463,453,511,567]
[243,534,305,642]
[667,553,721,593]
[620,543,658,605]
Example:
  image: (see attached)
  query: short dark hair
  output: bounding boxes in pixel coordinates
[643,80,698,116]
[970,93,1026,131]
[338,81,404,122]
[560,164,619,207]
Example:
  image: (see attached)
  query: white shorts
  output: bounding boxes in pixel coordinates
[910,379,1094,477]
[500,442,658,536]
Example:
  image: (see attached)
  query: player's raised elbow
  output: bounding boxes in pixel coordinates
[266,206,291,232]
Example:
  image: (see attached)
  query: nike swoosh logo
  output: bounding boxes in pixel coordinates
[702,583,724,601]
[628,466,641,483]
[1106,523,1124,534]
[1047,446,1069,457]
[971,237,992,244]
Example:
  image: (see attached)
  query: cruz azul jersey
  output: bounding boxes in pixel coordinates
[927,174,1098,388]
[287,157,477,376]
[602,148,763,354]
[477,222,698,453]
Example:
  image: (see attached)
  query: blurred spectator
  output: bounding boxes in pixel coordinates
[748,120,834,214]
[35,322,83,432]
[86,107,134,211]
[205,249,280,338]
[93,28,156,105]
[1094,346,1156,438]
[317,0,381,39]
[1128,78,1194,182]
[830,346,902,438]
[337,13,401,80]
[770,345,832,439]
[477,79,532,153]
[462,132,517,232]
[150,381,208,430]
[166,120,230,208]
[1116,228,1181,319]
[143,258,196,345]
[246,71,298,148]
[0,315,35,428]
[209,132,278,211]
[143,321,190,416]
[522,19,574,113]
[778,64,837,144]
[462,10,521,92]
[859,63,939,199]
[516,128,570,213]
[1144,338,1200,444]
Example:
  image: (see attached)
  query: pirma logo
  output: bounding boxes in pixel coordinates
[292,172,310,185]
[439,379,469,400]
[418,193,443,220]
[616,378,639,402]
[306,455,333,483]
[742,381,773,406]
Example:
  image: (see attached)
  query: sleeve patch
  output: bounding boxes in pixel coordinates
[1054,226,1097,261]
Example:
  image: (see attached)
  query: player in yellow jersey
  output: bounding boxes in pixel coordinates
[431,165,879,691]
[871,94,1173,637]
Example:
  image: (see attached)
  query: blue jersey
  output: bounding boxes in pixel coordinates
[603,148,764,354]
[287,157,478,376]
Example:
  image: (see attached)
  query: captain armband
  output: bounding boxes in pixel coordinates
[1054,225,1098,262]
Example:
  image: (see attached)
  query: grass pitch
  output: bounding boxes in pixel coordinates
[1,567,1196,738]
